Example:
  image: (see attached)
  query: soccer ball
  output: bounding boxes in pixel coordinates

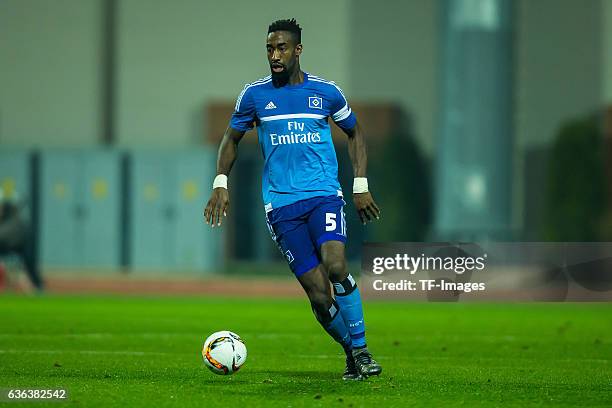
[202,331,247,375]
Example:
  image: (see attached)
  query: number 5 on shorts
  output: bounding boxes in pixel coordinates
[325,213,336,231]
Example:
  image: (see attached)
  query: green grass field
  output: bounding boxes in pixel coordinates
[0,295,610,407]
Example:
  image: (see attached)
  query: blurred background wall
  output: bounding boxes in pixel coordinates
[0,0,610,274]
[0,0,103,146]
[3,0,606,149]
[0,0,352,146]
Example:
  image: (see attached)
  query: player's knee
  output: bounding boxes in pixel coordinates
[325,258,347,282]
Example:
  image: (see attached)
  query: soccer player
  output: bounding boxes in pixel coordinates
[0,187,42,291]
[204,18,382,380]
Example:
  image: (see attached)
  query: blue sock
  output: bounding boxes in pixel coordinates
[333,274,367,348]
[315,300,352,352]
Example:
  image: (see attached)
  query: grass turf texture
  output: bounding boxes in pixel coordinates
[0,296,610,407]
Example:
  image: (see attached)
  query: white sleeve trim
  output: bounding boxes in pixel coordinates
[333,105,352,122]
[234,83,250,112]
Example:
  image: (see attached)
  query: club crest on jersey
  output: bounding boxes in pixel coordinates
[265,101,277,110]
[308,96,322,109]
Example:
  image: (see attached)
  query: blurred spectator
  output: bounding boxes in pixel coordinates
[0,187,43,291]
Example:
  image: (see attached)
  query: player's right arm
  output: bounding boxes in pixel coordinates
[204,126,245,227]
[204,83,256,228]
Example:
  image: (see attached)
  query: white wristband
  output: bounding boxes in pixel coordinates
[353,177,368,194]
[212,174,228,189]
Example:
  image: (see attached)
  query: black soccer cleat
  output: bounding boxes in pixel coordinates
[342,354,363,381]
[352,348,382,378]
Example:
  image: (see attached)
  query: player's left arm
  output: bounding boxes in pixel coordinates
[344,121,381,225]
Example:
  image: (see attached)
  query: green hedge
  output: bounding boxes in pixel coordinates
[543,115,607,241]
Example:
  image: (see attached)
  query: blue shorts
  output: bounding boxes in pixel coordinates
[266,195,347,277]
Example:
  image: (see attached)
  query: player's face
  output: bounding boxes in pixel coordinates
[266,31,302,77]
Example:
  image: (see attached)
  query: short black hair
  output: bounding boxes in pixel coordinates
[268,18,302,44]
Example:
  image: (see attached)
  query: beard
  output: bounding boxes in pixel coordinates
[271,66,291,86]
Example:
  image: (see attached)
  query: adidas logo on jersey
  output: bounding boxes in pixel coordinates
[265,101,277,110]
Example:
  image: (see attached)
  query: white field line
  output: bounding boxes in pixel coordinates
[0,350,608,364]
[0,332,304,339]
[0,349,171,356]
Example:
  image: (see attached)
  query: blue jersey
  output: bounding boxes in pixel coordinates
[230,72,357,211]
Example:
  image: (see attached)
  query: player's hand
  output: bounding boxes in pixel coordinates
[353,192,380,225]
[204,187,229,228]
